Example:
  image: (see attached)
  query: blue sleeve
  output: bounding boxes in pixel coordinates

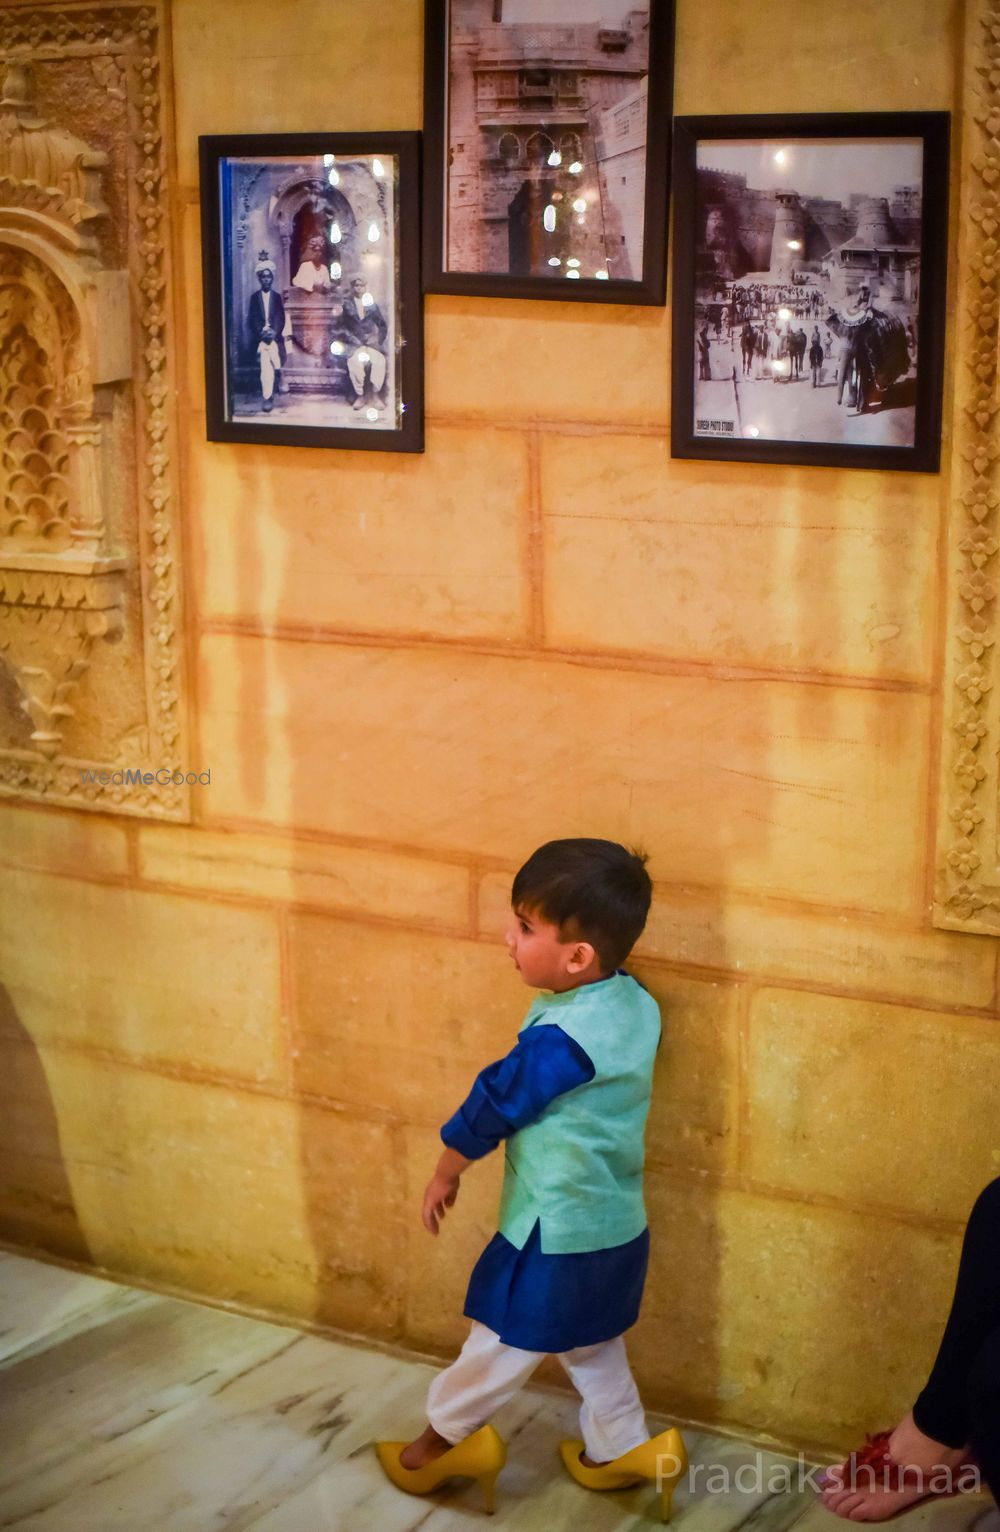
[440,1026,595,1161]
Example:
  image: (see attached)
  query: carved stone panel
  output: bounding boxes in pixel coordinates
[934,0,1000,931]
[0,4,187,819]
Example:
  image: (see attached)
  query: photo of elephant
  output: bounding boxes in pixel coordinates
[825,294,911,413]
[688,134,927,451]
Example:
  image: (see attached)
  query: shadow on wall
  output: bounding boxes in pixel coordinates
[0,984,92,1267]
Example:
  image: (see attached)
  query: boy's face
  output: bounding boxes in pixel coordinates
[505,904,596,992]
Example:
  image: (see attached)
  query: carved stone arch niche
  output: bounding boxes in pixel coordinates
[0,4,187,819]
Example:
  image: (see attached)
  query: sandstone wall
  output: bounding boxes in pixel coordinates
[1,0,993,1456]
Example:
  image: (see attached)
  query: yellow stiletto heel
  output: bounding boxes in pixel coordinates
[375,1424,506,1512]
[559,1425,687,1522]
[660,1469,680,1523]
[657,1429,687,1522]
[480,1467,499,1514]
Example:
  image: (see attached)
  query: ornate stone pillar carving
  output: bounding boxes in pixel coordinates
[62,413,107,551]
[934,0,1000,930]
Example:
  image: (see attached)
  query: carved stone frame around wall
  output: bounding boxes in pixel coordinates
[0,2,188,820]
[934,0,1000,931]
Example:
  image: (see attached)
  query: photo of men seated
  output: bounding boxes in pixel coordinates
[221,153,399,430]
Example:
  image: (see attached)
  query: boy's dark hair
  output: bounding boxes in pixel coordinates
[511,838,653,972]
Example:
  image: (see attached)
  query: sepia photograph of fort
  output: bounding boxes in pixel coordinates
[444,0,651,281]
[691,137,925,449]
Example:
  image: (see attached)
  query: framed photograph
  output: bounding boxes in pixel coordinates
[423,0,674,304]
[199,133,424,452]
[671,113,950,472]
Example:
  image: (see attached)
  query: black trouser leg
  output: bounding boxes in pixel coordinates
[912,1178,1000,1450]
[967,1322,1000,1499]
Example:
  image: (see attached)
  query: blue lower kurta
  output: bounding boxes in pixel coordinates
[463,1218,650,1353]
[439,983,651,1352]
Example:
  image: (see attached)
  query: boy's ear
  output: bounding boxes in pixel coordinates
[565,940,598,974]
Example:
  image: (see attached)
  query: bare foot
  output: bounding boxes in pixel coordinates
[820,1413,973,1522]
[399,1422,454,1470]
[887,1413,970,1474]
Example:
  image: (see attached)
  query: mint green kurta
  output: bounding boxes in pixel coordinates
[497,972,661,1255]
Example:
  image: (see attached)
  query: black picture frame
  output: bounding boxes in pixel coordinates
[670,113,950,472]
[199,132,424,452]
[422,0,673,305]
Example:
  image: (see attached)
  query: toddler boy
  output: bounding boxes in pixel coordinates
[376,837,685,1517]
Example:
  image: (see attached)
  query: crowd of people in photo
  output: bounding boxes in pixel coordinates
[695,275,919,414]
[731,280,827,324]
[698,315,826,380]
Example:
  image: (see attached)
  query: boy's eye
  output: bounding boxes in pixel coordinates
[519,920,530,933]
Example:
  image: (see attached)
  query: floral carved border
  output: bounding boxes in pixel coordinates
[934,0,1000,931]
[0,2,188,820]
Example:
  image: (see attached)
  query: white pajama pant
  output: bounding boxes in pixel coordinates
[427,1320,648,1463]
[347,345,387,396]
[257,340,281,400]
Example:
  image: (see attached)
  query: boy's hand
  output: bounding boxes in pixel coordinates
[422,1171,460,1236]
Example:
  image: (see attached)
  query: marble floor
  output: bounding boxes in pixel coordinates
[0,1250,995,1532]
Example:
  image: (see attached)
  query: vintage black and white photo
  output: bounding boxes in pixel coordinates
[423,0,672,303]
[671,114,949,472]
[199,133,423,452]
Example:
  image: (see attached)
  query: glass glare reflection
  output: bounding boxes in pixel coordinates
[511,138,626,282]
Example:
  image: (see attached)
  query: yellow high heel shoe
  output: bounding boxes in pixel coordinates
[375,1424,506,1514]
[559,1425,688,1522]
